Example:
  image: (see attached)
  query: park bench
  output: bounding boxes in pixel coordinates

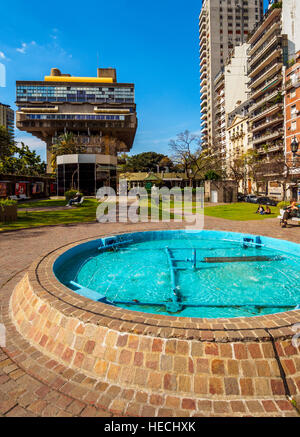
[278,209,300,226]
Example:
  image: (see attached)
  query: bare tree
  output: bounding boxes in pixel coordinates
[169,130,222,186]
[227,156,245,195]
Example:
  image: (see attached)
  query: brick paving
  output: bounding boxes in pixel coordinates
[0,216,300,417]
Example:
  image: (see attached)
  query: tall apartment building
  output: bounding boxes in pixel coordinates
[284,49,300,198]
[214,70,226,160]
[282,0,300,61]
[0,102,14,139]
[199,0,263,149]
[16,68,137,194]
[214,43,250,164]
[247,3,287,190]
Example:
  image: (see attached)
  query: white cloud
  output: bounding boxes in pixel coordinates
[15,136,46,161]
[16,43,27,54]
[16,41,36,54]
[0,51,5,59]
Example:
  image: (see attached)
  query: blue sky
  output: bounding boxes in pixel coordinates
[0,0,269,162]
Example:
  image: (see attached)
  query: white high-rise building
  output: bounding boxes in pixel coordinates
[199,0,263,150]
[282,0,300,60]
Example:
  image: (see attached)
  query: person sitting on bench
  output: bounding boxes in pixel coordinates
[67,192,82,207]
[281,200,300,227]
[265,206,271,215]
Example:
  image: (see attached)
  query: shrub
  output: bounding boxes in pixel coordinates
[271,2,282,10]
[277,201,290,209]
[65,190,81,201]
[0,199,17,210]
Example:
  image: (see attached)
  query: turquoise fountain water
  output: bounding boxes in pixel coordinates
[53,230,300,319]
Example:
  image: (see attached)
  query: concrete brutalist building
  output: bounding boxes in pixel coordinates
[16,68,137,195]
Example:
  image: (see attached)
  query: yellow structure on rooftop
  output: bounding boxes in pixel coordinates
[44,67,116,83]
[44,75,113,83]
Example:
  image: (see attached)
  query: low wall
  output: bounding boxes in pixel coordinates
[8,237,300,415]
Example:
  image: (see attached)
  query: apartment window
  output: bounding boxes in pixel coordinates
[290,89,296,99]
[291,105,297,119]
[228,22,233,27]
[291,121,297,131]
[228,15,233,20]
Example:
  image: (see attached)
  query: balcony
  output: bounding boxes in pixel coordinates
[252,116,283,133]
[248,33,281,69]
[285,73,300,91]
[200,49,207,60]
[251,103,282,123]
[248,6,281,47]
[249,47,282,79]
[200,70,207,81]
[200,26,207,40]
[252,129,283,146]
[200,77,207,87]
[249,61,282,90]
[249,90,280,113]
[250,74,282,100]
[201,88,208,99]
[200,100,208,109]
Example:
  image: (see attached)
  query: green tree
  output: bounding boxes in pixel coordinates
[51,132,84,171]
[205,170,221,181]
[159,156,174,171]
[0,142,46,175]
[0,125,16,161]
[122,152,167,172]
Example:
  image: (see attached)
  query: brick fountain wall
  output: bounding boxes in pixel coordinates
[8,240,300,416]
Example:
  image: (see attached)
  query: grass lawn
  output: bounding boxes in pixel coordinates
[17,198,68,209]
[204,202,280,221]
[0,198,280,231]
[0,198,99,231]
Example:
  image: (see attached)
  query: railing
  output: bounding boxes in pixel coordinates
[247,3,282,44]
[248,33,281,67]
[250,74,282,99]
[252,116,283,133]
[249,58,282,88]
[252,129,283,145]
[249,90,280,113]
[249,48,282,78]
[285,74,300,90]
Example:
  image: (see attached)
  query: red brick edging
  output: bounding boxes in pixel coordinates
[5,233,300,416]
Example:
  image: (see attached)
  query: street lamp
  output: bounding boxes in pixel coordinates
[291,136,300,157]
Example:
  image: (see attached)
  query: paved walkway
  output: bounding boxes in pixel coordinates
[0,217,299,417]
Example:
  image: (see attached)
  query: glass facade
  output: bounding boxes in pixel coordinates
[25,114,126,120]
[16,84,134,103]
[57,163,117,195]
